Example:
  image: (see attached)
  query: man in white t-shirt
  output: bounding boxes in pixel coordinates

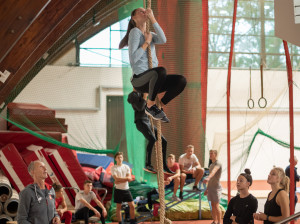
[178,145,204,199]
[111,152,136,224]
[74,180,107,224]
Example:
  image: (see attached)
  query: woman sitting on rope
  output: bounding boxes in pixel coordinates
[119,8,186,122]
[253,167,289,224]
[223,169,258,224]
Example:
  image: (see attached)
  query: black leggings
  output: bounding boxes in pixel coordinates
[131,67,186,104]
[135,119,167,167]
[75,206,105,224]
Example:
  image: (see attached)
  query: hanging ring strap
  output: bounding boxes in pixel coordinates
[258,63,267,108]
[247,66,254,109]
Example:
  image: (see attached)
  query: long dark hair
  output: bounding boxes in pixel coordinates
[240,168,253,186]
[119,9,138,49]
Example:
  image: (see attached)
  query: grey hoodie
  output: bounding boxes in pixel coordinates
[17,183,59,224]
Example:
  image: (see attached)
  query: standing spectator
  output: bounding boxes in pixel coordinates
[17,160,61,224]
[203,150,222,224]
[74,180,107,224]
[52,183,73,224]
[253,167,289,223]
[223,169,258,224]
[112,152,137,224]
[179,145,204,199]
[285,156,300,209]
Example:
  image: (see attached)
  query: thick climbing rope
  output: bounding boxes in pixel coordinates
[144,0,171,223]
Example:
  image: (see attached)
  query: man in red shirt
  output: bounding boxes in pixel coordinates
[147,154,181,209]
[164,154,181,201]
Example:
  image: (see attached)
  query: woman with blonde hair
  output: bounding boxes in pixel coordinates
[253,167,290,224]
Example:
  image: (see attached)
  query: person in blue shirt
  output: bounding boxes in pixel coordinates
[285,156,300,209]
[119,8,186,122]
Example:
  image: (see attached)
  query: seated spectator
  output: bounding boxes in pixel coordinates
[75,180,107,224]
[164,154,181,201]
[52,183,73,224]
[17,160,61,224]
[179,145,204,199]
[223,169,258,224]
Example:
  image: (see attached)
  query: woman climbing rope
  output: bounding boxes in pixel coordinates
[119,8,186,122]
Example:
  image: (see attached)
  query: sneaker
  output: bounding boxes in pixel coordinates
[161,116,170,123]
[193,186,200,191]
[145,105,166,120]
[179,191,183,200]
[171,195,181,201]
[145,165,157,173]
[160,108,170,123]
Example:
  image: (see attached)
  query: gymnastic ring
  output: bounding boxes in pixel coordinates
[247,99,254,109]
[258,97,267,108]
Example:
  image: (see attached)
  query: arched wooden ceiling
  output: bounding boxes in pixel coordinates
[0,0,131,107]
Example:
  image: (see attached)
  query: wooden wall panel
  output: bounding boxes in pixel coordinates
[0,0,50,63]
[0,0,85,103]
[1,0,100,104]
[0,0,130,105]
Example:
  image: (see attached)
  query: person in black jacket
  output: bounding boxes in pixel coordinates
[285,156,300,209]
[223,169,258,224]
[127,90,171,173]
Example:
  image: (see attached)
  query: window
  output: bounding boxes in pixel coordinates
[209,0,300,69]
[80,0,300,70]
[80,17,130,67]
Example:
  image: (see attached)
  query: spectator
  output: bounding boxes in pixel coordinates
[179,145,204,199]
[223,169,258,224]
[17,160,61,224]
[203,149,222,224]
[112,152,136,224]
[52,183,73,224]
[253,167,289,223]
[74,180,107,224]
[164,154,181,201]
[285,156,300,209]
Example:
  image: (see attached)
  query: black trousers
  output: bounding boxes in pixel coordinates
[131,67,186,105]
[75,205,105,224]
[135,119,167,167]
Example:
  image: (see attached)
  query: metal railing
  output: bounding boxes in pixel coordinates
[275,212,300,224]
